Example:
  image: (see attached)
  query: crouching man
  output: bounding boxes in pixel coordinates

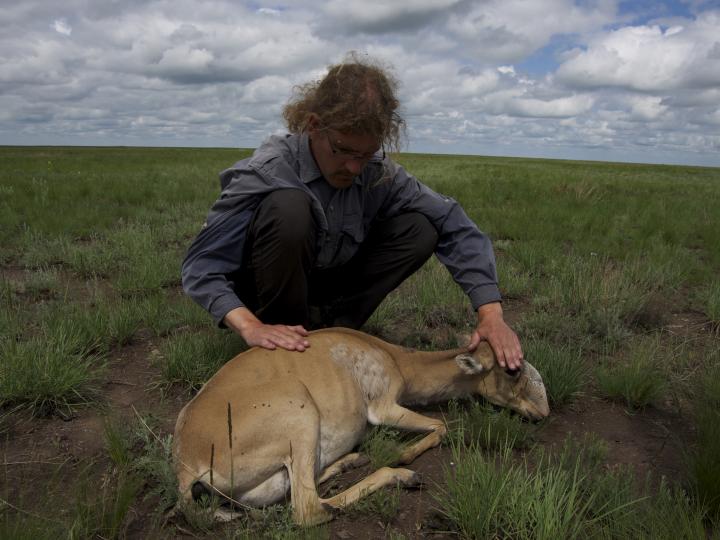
[181,53,523,370]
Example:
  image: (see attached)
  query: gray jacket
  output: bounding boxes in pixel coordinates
[181,133,501,326]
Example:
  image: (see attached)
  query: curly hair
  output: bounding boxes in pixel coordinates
[282,52,405,152]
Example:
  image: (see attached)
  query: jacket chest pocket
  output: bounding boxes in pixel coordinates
[330,213,365,267]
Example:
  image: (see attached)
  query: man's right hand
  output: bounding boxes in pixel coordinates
[223,307,310,352]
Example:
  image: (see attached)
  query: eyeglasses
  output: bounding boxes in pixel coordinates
[324,131,385,162]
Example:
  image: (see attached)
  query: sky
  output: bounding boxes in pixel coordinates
[1,0,719,167]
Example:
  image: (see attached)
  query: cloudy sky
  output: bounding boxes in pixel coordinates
[1,0,719,166]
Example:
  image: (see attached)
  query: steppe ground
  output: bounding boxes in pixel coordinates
[1,146,719,538]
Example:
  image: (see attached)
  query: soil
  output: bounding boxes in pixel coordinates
[1,285,714,539]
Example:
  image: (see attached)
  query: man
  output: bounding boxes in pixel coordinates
[181,55,523,369]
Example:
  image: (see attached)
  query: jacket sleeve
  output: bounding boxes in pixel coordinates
[378,160,502,310]
[180,205,257,327]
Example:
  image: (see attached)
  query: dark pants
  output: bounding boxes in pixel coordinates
[235,189,438,329]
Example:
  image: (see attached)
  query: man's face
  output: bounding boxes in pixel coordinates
[308,123,381,189]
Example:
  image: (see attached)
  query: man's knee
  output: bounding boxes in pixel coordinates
[379,212,438,261]
[251,189,316,247]
[405,213,438,258]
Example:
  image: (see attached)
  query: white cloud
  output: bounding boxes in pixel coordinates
[627,96,668,121]
[506,95,596,118]
[556,12,720,91]
[52,18,71,35]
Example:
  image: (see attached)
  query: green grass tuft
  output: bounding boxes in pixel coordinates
[359,426,405,470]
[524,339,586,407]
[595,337,668,410]
[435,433,709,539]
[156,330,247,392]
[0,327,105,416]
[445,399,537,450]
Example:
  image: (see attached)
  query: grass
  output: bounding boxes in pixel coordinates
[1,147,719,537]
[0,429,144,540]
[445,398,537,450]
[689,359,720,519]
[523,339,586,407]
[359,426,405,470]
[68,466,143,539]
[595,335,668,410]
[705,282,720,327]
[156,330,247,392]
[0,327,105,417]
[434,433,710,539]
[346,486,402,523]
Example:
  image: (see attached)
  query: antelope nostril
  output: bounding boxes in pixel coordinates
[505,368,520,377]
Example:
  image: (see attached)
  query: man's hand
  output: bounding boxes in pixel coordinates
[468,302,523,370]
[223,307,310,352]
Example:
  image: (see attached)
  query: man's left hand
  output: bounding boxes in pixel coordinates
[468,302,523,370]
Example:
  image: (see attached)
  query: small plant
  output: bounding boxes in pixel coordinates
[359,426,405,469]
[36,294,141,354]
[595,337,667,410]
[641,478,709,539]
[17,230,71,268]
[64,234,117,278]
[156,330,247,392]
[138,291,212,337]
[131,415,178,514]
[104,416,134,468]
[0,327,105,417]
[67,466,142,540]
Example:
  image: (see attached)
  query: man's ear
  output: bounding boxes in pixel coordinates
[307,113,321,133]
[454,353,485,375]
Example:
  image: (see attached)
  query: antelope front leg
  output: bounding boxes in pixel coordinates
[370,403,447,465]
[317,453,370,485]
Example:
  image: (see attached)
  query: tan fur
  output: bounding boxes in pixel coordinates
[173,328,549,525]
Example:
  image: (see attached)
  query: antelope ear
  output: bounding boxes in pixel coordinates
[455,353,485,375]
[473,342,497,371]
